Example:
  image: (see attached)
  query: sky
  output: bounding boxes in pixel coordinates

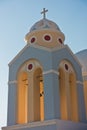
[0,0,87,129]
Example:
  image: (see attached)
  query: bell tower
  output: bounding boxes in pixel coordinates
[2,9,87,130]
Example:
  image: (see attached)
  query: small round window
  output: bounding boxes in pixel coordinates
[30,36,37,44]
[65,64,69,71]
[58,38,63,44]
[43,34,52,42]
[27,63,34,71]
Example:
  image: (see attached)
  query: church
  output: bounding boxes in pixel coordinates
[2,8,87,130]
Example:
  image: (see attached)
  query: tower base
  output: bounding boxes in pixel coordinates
[2,119,87,130]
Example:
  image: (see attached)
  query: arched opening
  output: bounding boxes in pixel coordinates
[17,72,28,124]
[17,60,44,124]
[58,61,79,122]
[34,68,44,121]
[69,73,79,121]
[59,68,68,120]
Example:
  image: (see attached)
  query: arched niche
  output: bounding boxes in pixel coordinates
[17,59,44,124]
[58,60,79,122]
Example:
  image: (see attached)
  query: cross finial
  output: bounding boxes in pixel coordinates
[41,8,48,19]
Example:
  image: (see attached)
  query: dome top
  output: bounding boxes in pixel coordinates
[30,8,61,32]
[25,8,65,48]
[76,49,87,74]
[30,18,61,32]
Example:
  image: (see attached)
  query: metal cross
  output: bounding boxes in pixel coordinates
[41,8,48,19]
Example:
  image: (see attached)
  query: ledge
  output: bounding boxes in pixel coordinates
[2,119,56,130]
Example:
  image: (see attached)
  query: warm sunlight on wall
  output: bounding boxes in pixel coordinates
[59,61,79,122]
[83,81,87,119]
[17,72,28,124]
[34,68,44,121]
[40,78,44,121]
[17,62,44,124]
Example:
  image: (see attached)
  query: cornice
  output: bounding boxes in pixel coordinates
[43,69,59,75]
[8,69,59,86]
[76,81,83,85]
[8,80,17,85]
[2,119,56,130]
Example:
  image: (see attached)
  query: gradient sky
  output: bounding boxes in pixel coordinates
[0,0,87,129]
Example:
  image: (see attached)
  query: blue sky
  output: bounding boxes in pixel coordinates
[0,0,87,129]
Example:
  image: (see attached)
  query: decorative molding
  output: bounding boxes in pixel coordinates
[8,80,17,85]
[29,44,64,52]
[43,69,59,75]
[76,81,83,85]
[2,119,56,130]
[51,44,64,52]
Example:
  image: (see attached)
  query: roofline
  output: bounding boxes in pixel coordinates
[8,44,65,66]
[65,45,82,68]
[8,44,82,68]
